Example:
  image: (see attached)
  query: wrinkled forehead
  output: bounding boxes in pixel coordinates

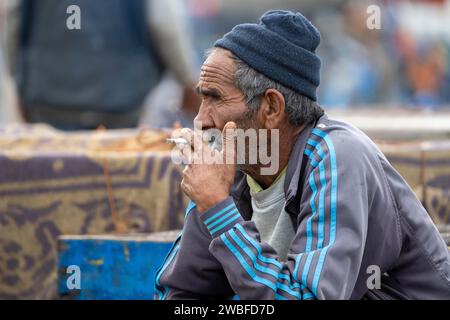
[199,48,236,88]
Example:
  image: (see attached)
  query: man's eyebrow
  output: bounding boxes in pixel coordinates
[195,86,221,98]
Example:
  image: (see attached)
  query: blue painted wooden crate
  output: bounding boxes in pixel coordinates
[57,231,180,300]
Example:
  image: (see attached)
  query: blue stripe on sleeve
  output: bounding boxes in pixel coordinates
[234,224,305,290]
[207,208,238,229]
[204,203,236,225]
[220,233,278,292]
[210,214,240,235]
[303,292,315,300]
[221,233,298,300]
[229,230,279,279]
[235,224,282,269]
[229,230,302,299]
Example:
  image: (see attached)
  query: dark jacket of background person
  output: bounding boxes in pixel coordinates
[7,0,198,129]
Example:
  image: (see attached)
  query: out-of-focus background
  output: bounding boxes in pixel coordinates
[188,0,450,110]
[2,0,450,128]
[0,0,449,300]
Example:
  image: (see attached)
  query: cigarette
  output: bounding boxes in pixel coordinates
[166,138,189,145]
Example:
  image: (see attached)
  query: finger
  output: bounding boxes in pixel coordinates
[192,129,211,148]
[222,121,237,165]
[172,128,194,149]
[173,147,189,165]
[179,144,194,164]
[190,130,213,163]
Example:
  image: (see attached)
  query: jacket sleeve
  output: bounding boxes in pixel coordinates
[199,129,370,299]
[154,201,234,300]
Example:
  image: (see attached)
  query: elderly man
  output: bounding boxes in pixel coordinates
[155,10,450,300]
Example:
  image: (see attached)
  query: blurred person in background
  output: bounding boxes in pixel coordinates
[0,41,8,123]
[5,0,200,130]
[396,30,448,108]
[388,0,450,108]
[0,0,5,119]
[316,0,393,108]
[0,0,21,124]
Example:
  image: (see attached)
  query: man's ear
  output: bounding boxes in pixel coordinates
[259,89,286,129]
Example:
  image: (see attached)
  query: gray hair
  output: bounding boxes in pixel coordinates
[206,48,324,127]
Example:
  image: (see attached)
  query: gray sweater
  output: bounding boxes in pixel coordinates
[249,173,296,262]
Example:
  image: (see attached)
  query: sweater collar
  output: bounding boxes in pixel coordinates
[246,167,287,194]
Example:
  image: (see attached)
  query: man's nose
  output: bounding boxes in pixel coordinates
[193,103,214,130]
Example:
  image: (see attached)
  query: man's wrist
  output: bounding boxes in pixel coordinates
[196,193,230,213]
[199,197,244,238]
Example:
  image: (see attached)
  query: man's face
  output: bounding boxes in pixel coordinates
[194,49,263,173]
[194,49,253,132]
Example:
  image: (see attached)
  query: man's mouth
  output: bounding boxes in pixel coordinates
[203,129,222,151]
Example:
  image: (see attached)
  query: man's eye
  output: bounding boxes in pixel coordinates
[204,95,220,102]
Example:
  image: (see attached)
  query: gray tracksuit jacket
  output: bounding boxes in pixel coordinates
[154,114,450,300]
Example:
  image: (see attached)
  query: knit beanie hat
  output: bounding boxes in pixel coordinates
[214,10,321,101]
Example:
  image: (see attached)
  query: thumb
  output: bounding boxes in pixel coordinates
[222,121,237,165]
